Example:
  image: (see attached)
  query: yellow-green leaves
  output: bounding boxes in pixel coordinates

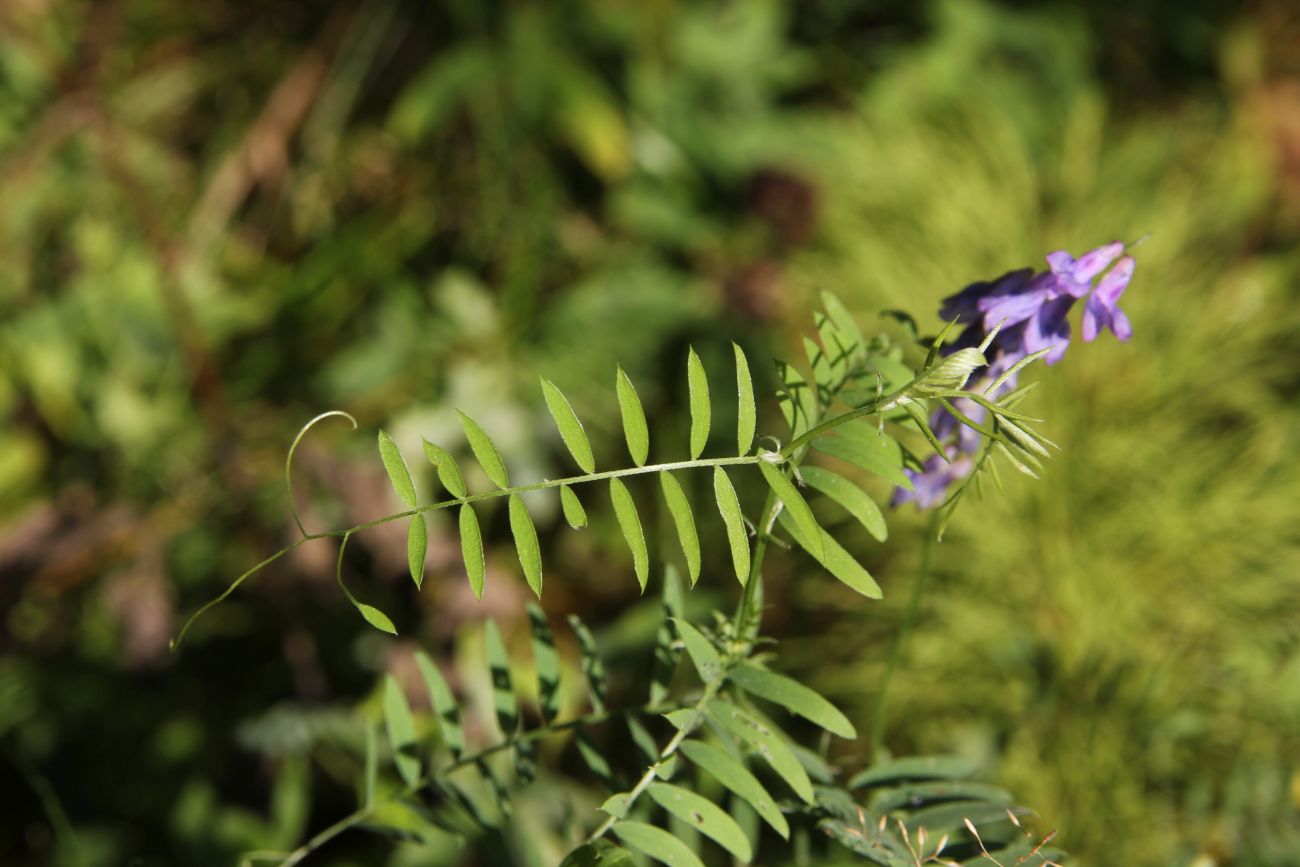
[813,421,911,489]
[459,505,485,598]
[509,495,542,597]
[422,438,466,498]
[378,430,417,508]
[609,478,648,591]
[559,484,588,529]
[658,472,700,586]
[678,740,788,839]
[407,514,427,589]
[777,510,881,599]
[713,467,749,586]
[382,675,419,787]
[732,662,857,738]
[800,465,886,542]
[734,343,755,456]
[540,377,595,473]
[615,366,649,466]
[458,411,509,489]
[646,783,753,861]
[758,461,823,560]
[356,603,397,635]
[687,347,710,459]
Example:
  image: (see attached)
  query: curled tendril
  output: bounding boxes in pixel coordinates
[285,410,358,537]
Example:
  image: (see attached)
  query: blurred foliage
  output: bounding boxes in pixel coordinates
[0,0,1297,865]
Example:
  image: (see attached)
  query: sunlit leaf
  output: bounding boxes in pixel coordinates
[758,461,824,560]
[732,662,856,738]
[616,366,650,466]
[734,343,755,456]
[407,515,427,590]
[678,740,789,839]
[609,477,649,591]
[457,411,509,489]
[706,700,814,804]
[776,360,817,441]
[777,510,882,599]
[614,820,706,867]
[540,376,596,473]
[659,472,700,586]
[647,782,753,861]
[459,504,485,599]
[382,675,420,787]
[415,650,464,758]
[356,603,397,635]
[378,430,417,509]
[527,603,561,724]
[687,347,711,459]
[422,438,467,499]
[509,494,542,597]
[812,422,912,489]
[821,290,865,352]
[560,484,588,529]
[713,467,750,586]
[799,465,887,542]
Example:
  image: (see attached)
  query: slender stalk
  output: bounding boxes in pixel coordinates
[869,511,939,760]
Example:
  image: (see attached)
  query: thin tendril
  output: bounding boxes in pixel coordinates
[285,411,357,537]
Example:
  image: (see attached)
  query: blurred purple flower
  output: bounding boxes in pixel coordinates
[892,451,974,510]
[1046,241,1124,298]
[1082,255,1135,342]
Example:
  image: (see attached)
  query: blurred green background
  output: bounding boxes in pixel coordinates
[2,0,1298,865]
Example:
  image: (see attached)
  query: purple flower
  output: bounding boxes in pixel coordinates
[1023,294,1075,365]
[892,451,974,510]
[939,269,1035,325]
[1046,241,1124,298]
[1082,255,1135,342]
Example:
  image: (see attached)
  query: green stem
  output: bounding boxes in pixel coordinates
[780,388,906,457]
[869,511,939,760]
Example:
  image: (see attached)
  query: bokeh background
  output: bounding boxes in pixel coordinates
[2,1,1299,865]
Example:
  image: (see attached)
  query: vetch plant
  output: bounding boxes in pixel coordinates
[181,247,1136,866]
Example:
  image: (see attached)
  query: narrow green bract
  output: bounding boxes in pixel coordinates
[712,467,750,586]
[658,472,700,586]
[458,410,509,489]
[615,366,649,466]
[540,376,596,473]
[609,477,648,591]
[509,494,542,597]
[459,504,485,598]
[734,343,755,456]
[687,347,710,459]
[378,430,417,508]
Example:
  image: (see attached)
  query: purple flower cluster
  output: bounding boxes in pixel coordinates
[894,242,1136,509]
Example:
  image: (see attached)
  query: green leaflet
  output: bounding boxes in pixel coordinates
[615,366,650,466]
[527,603,561,724]
[706,699,814,804]
[568,614,606,712]
[804,335,833,394]
[647,783,753,862]
[613,820,706,867]
[799,465,887,542]
[407,514,427,590]
[540,376,596,473]
[658,471,700,586]
[483,619,518,736]
[777,510,882,599]
[422,438,467,499]
[559,484,588,529]
[712,467,750,586]
[457,411,509,489]
[608,477,649,591]
[671,618,722,684]
[382,675,420,788]
[678,740,789,839]
[577,729,616,789]
[812,422,912,489]
[733,343,755,456]
[459,504,485,599]
[776,360,818,441]
[356,603,397,635]
[508,494,542,597]
[848,756,979,789]
[758,461,824,560]
[686,347,710,459]
[378,430,417,509]
[559,841,636,867]
[814,310,852,383]
[820,290,866,353]
[731,662,857,738]
[414,650,464,757]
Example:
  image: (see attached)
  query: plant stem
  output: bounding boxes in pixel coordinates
[869,511,939,760]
